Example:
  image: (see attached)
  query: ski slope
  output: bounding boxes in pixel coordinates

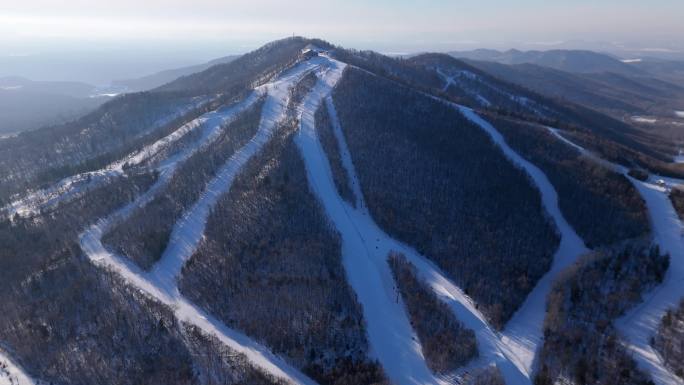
[297,56,559,385]
[150,57,326,294]
[295,56,445,385]
[459,108,590,377]
[80,59,328,385]
[1,96,214,219]
[302,64,599,384]
[549,129,684,385]
[0,349,33,385]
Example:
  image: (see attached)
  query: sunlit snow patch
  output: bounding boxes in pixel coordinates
[631,116,657,124]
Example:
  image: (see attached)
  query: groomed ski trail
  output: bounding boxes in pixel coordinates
[458,108,590,379]
[298,55,541,385]
[304,65,596,385]
[295,56,445,385]
[149,56,328,294]
[80,58,329,385]
[2,96,213,219]
[548,129,684,385]
[0,349,34,385]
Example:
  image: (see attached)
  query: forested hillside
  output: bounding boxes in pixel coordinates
[536,245,669,385]
[1,35,682,385]
[488,115,649,247]
[654,299,684,379]
[179,124,386,384]
[330,67,559,328]
[388,253,477,374]
[103,98,265,269]
[0,171,212,384]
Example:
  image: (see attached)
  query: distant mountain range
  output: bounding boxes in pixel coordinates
[112,55,238,92]
[0,56,239,135]
[449,49,643,75]
[0,76,108,135]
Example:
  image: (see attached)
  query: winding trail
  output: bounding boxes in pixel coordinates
[296,56,444,385]
[149,57,324,294]
[0,348,34,385]
[79,58,329,385]
[547,129,684,385]
[302,65,596,385]
[11,52,682,385]
[1,96,213,219]
[459,108,589,377]
[297,55,561,385]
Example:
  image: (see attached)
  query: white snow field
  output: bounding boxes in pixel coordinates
[1,96,213,219]
[548,128,684,385]
[0,349,34,385]
[80,59,330,385]
[458,108,590,377]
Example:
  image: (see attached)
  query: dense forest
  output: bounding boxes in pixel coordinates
[179,124,386,385]
[465,366,505,385]
[0,37,326,208]
[331,67,559,328]
[0,171,212,385]
[388,253,478,374]
[670,187,684,220]
[314,100,356,206]
[102,99,264,269]
[489,115,650,247]
[402,53,683,176]
[653,299,684,379]
[159,37,329,96]
[0,92,207,206]
[535,244,669,385]
[557,128,684,179]
[183,325,288,385]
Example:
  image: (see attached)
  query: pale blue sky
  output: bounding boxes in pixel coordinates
[1,0,683,83]
[1,0,682,53]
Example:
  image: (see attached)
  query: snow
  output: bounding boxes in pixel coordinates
[547,127,684,385]
[0,349,34,385]
[150,57,325,294]
[79,58,329,385]
[1,96,214,219]
[615,179,684,385]
[632,116,658,124]
[12,47,681,384]
[674,150,684,164]
[296,55,558,385]
[296,61,593,384]
[436,68,492,107]
[323,97,366,208]
[458,108,589,377]
[295,57,444,385]
[89,93,119,98]
[674,111,684,119]
[622,59,643,63]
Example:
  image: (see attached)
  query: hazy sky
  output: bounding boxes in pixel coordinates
[1,0,683,83]
[1,0,683,53]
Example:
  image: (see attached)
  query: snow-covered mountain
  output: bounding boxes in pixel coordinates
[1,37,683,385]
